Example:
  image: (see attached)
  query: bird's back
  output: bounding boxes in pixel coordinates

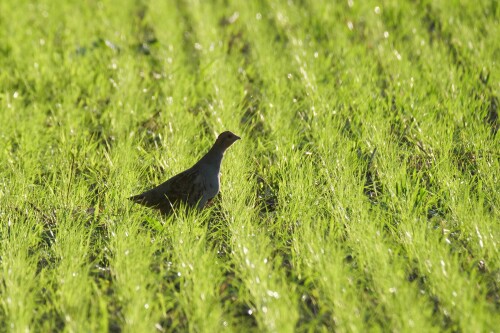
[129,166,205,215]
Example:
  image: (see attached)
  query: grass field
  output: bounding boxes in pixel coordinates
[1,0,499,332]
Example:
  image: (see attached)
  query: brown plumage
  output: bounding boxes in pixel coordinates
[129,131,240,215]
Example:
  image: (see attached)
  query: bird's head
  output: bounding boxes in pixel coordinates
[214,131,241,150]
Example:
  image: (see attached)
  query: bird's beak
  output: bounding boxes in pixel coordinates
[235,135,241,140]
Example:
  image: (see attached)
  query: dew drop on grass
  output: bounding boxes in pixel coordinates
[440,260,447,277]
[266,290,280,298]
[394,50,402,60]
[475,225,484,248]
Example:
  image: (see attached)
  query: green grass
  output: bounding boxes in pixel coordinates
[1,0,499,332]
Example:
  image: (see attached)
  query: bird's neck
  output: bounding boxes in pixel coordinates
[198,145,225,168]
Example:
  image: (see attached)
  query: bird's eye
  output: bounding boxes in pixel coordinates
[228,134,233,139]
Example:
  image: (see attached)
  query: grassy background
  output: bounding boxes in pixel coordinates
[0,0,499,331]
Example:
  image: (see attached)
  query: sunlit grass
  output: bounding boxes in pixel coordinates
[0,0,498,332]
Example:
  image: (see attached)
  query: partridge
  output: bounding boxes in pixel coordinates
[129,131,240,215]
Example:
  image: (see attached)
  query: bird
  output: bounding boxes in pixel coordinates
[129,131,240,215]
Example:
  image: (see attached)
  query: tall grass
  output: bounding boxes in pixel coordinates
[0,0,498,332]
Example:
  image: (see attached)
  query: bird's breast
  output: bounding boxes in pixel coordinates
[205,172,220,198]
[201,165,220,199]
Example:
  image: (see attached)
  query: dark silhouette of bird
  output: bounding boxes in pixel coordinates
[129,131,240,215]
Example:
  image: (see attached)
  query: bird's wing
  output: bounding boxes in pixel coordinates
[129,167,205,210]
[159,167,205,206]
